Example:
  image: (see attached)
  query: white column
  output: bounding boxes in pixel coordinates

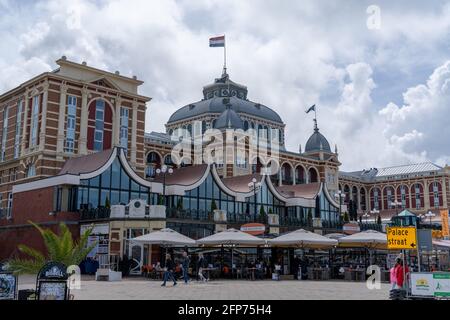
[131,100,138,165]
[114,96,122,147]
[21,89,30,155]
[79,86,89,155]
[56,84,68,156]
[39,82,49,151]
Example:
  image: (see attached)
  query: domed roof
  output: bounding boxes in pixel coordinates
[304,126,331,153]
[167,71,283,125]
[214,107,244,130]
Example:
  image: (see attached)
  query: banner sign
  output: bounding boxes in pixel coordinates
[434,273,450,297]
[410,272,450,297]
[440,210,449,238]
[411,273,434,296]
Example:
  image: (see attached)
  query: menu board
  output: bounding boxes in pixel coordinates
[0,273,17,300]
[38,281,67,300]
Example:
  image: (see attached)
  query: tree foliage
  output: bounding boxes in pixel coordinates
[7,221,96,275]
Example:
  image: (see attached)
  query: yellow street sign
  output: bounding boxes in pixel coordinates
[386,227,417,250]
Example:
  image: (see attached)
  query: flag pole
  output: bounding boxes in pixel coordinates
[223,35,227,72]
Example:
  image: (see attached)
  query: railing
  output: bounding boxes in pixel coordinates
[80,206,111,220]
[166,208,214,222]
[279,217,311,227]
[227,213,268,225]
[321,220,344,230]
[359,223,383,232]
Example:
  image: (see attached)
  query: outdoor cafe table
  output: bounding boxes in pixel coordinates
[201,267,219,280]
[344,269,366,281]
[307,268,330,280]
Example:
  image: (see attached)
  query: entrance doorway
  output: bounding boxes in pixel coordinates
[124,228,149,275]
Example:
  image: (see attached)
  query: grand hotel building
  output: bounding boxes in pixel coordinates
[0,58,448,269]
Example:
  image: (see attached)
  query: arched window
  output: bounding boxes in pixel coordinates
[243,120,249,131]
[295,166,306,184]
[309,167,318,183]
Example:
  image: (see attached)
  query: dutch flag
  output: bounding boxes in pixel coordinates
[209,35,225,47]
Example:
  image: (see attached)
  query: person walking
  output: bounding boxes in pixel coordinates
[390,259,400,290]
[197,253,207,282]
[394,259,409,290]
[181,251,190,284]
[161,253,177,287]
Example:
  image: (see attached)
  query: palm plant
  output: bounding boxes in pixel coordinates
[7,221,96,275]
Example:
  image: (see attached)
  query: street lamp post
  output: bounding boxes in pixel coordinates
[424,211,437,271]
[390,201,402,215]
[248,178,262,222]
[335,190,345,222]
[156,165,173,206]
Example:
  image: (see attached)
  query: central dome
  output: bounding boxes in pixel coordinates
[304,127,331,153]
[167,71,284,125]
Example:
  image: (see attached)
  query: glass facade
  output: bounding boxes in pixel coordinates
[73,152,339,233]
[76,158,151,209]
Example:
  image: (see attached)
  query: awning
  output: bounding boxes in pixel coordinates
[196,228,266,246]
[131,228,196,246]
[338,230,387,249]
[269,229,338,249]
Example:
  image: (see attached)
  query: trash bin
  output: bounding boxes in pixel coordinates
[18,289,36,300]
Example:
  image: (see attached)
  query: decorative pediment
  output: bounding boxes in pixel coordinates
[89,76,121,90]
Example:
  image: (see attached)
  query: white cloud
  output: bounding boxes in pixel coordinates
[1,0,450,170]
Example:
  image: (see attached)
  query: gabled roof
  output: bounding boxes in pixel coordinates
[152,164,208,186]
[59,149,115,175]
[275,183,321,199]
[222,173,263,193]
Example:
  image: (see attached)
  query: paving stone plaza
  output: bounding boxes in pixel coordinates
[17,275,390,300]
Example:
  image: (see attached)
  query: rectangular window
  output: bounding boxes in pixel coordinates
[415,184,421,209]
[374,190,379,210]
[27,164,36,178]
[30,95,40,147]
[6,192,12,219]
[65,96,77,153]
[120,107,129,151]
[433,182,439,208]
[1,106,9,161]
[94,100,105,151]
[14,100,23,158]
[400,186,406,208]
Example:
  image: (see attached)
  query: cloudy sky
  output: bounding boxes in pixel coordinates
[1,0,449,171]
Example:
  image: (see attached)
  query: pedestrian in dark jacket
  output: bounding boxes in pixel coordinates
[197,253,208,282]
[181,251,190,284]
[161,254,177,287]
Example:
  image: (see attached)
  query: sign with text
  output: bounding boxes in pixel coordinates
[417,229,433,251]
[240,223,265,236]
[434,273,450,297]
[386,227,417,250]
[0,273,17,300]
[441,210,449,238]
[411,273,434,296]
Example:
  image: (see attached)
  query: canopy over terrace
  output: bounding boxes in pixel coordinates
[196,228,266,246]
[338,230,387,249]
[269,229,338,249]
[131,228,196,246]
